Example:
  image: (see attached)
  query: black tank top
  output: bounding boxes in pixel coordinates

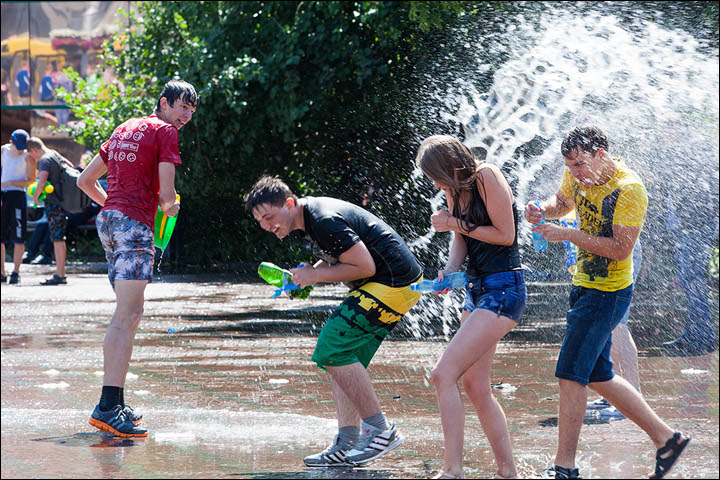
[458,188,522,277]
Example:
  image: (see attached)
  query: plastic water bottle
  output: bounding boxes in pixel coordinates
[560,212,578,273]
[410,271,468,293]
[532,201,548,252]
[257,262,313,299]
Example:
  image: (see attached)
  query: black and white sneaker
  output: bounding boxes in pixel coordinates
[345,423,404,465]
[303,434,352,467]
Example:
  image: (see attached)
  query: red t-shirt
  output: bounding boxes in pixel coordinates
[99,114,181,230]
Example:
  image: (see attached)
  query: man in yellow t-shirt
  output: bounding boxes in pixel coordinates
[525,126,689,479]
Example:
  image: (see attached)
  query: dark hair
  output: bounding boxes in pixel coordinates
[561,126,609,157]
[156,79,199,110]
[415,135,489,233]
[25,137,46,151]
[244,175,298,214]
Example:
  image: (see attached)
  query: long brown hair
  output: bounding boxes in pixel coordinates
[415,135,489,233]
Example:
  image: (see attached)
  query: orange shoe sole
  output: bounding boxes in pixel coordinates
[89,417,148,437]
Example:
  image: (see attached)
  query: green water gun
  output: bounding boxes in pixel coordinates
[257,262,313,299]
[28,181,54,206]
[154,194,180,250]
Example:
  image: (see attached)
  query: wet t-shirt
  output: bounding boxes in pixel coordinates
[298,197,422,289]
[99,114,181,230]
[560,159,647,292]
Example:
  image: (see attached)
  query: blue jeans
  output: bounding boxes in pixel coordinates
[461,270,527,323]
[556,284,634,385]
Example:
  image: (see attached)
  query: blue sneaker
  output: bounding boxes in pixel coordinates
[89,404,148,437]
[123,404,143,425]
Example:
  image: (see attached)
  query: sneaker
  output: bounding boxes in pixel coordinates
[586,397,611,410]
[89,404,148,437]
[40,274,67,285]
[303,434,352,467]
[30,254,53,265]
[123,404,143,425]
[597,406,626,421]
[8,272,20,284]
[345,423,404,466]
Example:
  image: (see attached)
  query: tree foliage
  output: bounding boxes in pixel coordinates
[60,1,474,269]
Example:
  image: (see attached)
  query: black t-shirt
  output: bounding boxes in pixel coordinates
[298,196,422,289]
[37,150,67,205]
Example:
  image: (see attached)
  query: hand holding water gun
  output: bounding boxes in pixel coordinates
[28,181,54,206]
[258,262,313,299]
[410,271,468,294]
[154,194,180,250]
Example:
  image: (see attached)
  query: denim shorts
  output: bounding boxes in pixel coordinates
[555,284,634,385]
[461,270,527,323]
[96,210,155,288]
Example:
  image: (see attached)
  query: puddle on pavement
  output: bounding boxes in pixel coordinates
[2,272,718,478]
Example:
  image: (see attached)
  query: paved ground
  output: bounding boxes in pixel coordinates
[2,263,718,478]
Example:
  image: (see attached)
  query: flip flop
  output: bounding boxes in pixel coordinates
[649,431,691,479]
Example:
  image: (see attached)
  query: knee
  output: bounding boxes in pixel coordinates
[431,364,457,390]
[113,306,143,332]
[463,376,492,403]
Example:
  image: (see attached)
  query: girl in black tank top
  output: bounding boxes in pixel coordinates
[415,135,527,479]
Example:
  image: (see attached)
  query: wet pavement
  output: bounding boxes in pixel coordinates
[2,264,718,479]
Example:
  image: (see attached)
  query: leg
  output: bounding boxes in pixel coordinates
[610,323,640,391]
[432,309,516,478]
[103,279,147,387]
[329,371,361,429]
[555,378,587,469]
[463,343,517,479]
[53,240,66,277]
[326,362,381,420]
[1,242,5,277]
[12,241,24,273]
[589,376,676,449]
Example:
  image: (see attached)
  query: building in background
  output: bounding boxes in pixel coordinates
[1,2,131,164]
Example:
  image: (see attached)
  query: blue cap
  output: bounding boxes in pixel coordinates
[10,129,29,150]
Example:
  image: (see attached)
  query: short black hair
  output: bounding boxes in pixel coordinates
[561,126,609,157]
[156,79,199,110]
[244,175,297,214]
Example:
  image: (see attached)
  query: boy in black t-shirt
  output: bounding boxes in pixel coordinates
[246,175,422,468]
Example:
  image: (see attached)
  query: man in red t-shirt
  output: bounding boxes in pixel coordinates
[78,79,198,437]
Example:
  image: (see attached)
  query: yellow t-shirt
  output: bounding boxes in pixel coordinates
[559,159,647,292]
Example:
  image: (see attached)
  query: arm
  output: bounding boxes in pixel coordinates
[524,190,575,224]
[33,170,50,205]
[535,222,641,262]
[433,165,516,246]
[158,162,180,216]
[290,241,376,287]
[77,154,108,206]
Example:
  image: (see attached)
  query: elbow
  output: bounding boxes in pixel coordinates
[499,230,515,246]
[77,172,91,191]
[361,263,376,279]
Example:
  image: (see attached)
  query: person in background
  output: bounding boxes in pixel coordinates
[77,79,197,437]
[26,137,74,285]
[1,129,35,284]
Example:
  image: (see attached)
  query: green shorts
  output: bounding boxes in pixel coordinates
[311,281,421,369]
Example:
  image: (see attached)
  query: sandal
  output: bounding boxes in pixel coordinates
[649,432,691,479]
[539,465,581,479]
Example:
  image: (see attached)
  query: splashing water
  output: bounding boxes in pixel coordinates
[404,4,719,337]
